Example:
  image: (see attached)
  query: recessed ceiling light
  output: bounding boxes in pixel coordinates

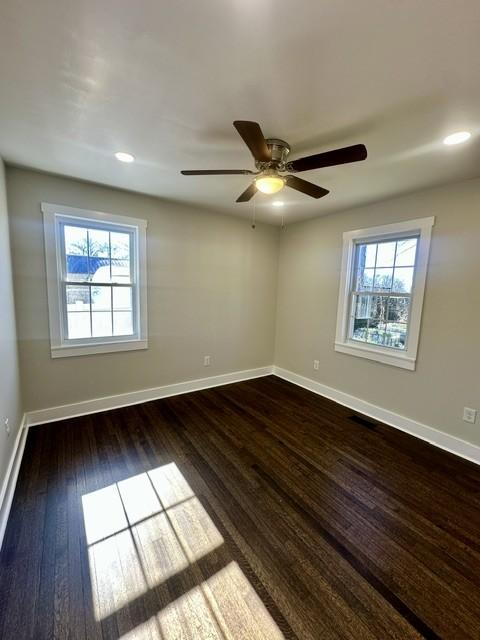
[272,201,284,207]
[443,131,471,146]
[115,151,135,163]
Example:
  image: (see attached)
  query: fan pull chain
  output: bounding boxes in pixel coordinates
[251,198,256,229]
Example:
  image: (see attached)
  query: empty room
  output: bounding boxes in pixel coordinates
[1,1,480,638]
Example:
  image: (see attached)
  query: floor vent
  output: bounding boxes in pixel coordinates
[349,414,377,429]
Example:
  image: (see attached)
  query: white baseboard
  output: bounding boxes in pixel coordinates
[0,415,28,551]
[273,366,480,466]
[26,366,274,427]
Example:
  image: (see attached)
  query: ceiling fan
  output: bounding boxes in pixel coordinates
[181,121,367,202]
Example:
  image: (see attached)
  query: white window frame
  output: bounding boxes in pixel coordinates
[42,203,148,358]
[335,216,434,370]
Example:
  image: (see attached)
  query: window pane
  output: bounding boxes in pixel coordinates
[368,295,388,324]
[66,285,91,339]
[65,226,89,281]
[376,241,396,267]
[354,294,371,319]
[392,267,414,293]
[66,255,89,281]
[88,229,110,257]
[387,297,410,323]
[88,229,110,279]
[91,285,113,337]
[356,267,374,291]
[90,263,112,283]
[366,325,386,346]
[66,284,90,311]
[113,286,132,311]
[373,268,393,291]
[111,232,130,259]
[67,312,91,339]
[356,243,377,270]
[364,244,377,268]
[111,232,131,283]
[92,312,113,337]
[352,319,368,342]
[352,295,370,341]
[91,286,112,312]
[384,323,407,349]
[395,238,417,267]
[111,260,131,283]
[113,311,133,336]
[64,226,87,256]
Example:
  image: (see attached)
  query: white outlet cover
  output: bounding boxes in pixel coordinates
[463,407,477,424]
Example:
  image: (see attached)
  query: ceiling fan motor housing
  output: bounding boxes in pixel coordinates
[256,138,291,171]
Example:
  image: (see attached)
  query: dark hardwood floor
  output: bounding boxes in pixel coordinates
[1,375,480,639]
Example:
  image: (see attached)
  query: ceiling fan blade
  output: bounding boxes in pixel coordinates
[233,121,271,163]
[181,169,254,175]
[288,144,367,173]
[285,175,329,199]
[236,182,257,203]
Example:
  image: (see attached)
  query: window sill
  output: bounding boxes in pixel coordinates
[51,339,148,358]
[334,341,416,370]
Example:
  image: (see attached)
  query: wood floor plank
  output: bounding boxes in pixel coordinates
[1,376,480,639]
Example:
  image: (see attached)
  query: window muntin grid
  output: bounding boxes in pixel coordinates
[349,236,418,350]
[60,220,136,342]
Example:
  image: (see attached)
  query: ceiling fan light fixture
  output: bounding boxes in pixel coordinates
[255,173,285,194]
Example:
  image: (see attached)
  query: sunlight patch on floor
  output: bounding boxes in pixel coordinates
[119,562,285,640]
[88,529,146,621]
[119,617,159,640]
[166,496,224,564]
[149,462,195,509]
[82,463,223,621]
[82,484,129,545]
[82,463,285,638]
[117,472,164,524]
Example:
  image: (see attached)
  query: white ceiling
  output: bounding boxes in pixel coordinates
[1,0,480,225]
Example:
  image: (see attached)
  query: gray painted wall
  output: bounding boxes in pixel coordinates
[0,160,23,517]
[6,167,279,411]
[5,166,480,450]
[275,177,480,446]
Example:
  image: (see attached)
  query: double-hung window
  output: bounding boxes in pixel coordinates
[42,203,148,358]
[335,217,434,370]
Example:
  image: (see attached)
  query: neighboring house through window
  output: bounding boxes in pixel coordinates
[42,203,148,358]
[335,217,434,370]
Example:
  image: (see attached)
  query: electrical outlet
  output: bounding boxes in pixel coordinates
[463,407,477,424]
[4,418,10,436]
[204,355,211,367]
[313,359,320,370]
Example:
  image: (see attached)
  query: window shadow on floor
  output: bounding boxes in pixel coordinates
[81,462,290,639]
